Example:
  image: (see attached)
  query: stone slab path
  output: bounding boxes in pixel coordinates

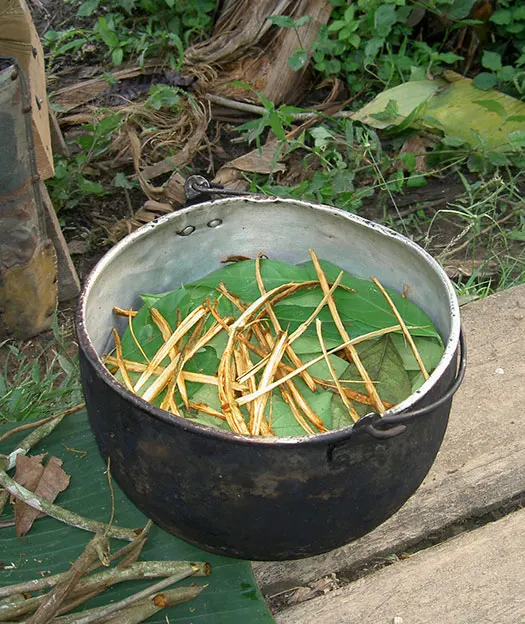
[255,284,525,621]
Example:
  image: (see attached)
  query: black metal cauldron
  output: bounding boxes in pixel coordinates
[77,195,465,561]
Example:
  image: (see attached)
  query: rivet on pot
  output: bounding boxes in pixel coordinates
[207,219,222,228]
[178,225,195,236]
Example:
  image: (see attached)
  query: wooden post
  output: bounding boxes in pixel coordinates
[0,0,80,319]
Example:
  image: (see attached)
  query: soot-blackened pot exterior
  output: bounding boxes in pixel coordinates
[79,345,454,561]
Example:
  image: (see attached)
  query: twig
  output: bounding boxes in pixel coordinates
[309,250,385,414]
[0,562,209,619]
[0,526,154,600]
[0,467,139,541]
[0,406,80,444]
[64,568,203,624]
[4,404,86,472]
[206,93,356,120]
[437,212,515,261]
[58,586,203,624]
[371,277,429,380]
[25,534,109,624]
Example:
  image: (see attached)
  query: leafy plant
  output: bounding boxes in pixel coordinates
[0,323,82,423]
[44,0,215,67]
[268,14,313,71]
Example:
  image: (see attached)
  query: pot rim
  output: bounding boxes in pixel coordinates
[77,195,461,446]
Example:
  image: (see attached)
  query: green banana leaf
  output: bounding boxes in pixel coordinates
[352,71,525,152]
[0,410,275,624]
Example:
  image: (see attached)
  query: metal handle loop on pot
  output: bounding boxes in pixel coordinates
[361,329,467,439]
[184,175,261,205]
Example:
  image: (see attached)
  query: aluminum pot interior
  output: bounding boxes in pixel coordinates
[80,196,460,418]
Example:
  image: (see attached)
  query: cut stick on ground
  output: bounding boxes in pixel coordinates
[0,403,85,444]
[316,319,360,423]
[4,404,86,475]
[237,325,403,407]
[309,249,386,414]
[57,586,204,624]
[255,257,317,392]
[371,277,430,380]
[0,525,154,601]
[112,329,134,393]
[25,534,110,624]
[0,562,209,620]
[66,567,203,624]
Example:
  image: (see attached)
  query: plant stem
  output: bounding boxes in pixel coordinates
[25,534,109,624]
[0,467,139,541]
[60,586,203,624]
[62,568,202,624]
[4,403,85,471]
[0,562,209,620]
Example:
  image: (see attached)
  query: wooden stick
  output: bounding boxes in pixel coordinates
[371,277,429,380]
[309,250,386,414]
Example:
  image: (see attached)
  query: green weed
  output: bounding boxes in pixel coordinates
[0,320,82,423]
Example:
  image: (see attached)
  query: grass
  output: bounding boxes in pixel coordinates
[0,319,83,424]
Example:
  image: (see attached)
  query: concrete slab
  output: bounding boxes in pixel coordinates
[276,507,525,624]
[255,285,525,593]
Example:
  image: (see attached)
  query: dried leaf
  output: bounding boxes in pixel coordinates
[14,455,70,537]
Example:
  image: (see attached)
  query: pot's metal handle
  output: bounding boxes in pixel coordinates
[184,175,261,206]
[360,329,466,439]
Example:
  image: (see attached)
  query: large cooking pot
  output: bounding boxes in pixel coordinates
[77,192,465,560]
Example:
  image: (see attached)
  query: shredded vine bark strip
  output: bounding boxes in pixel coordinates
[316,319,360,423]
[113,306,137,317]
[133,305,207,393]
[129,312,149,363]
[237,325,403,406]
[255,257,317,392]
[372,277,429,379]
[112,329,134,392]
[252,331,290,435]
[309,249,386,414]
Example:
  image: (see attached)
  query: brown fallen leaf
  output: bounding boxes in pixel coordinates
[398,135,435,172]
[13,455,71,537]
